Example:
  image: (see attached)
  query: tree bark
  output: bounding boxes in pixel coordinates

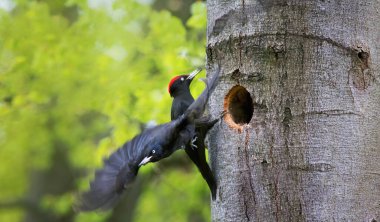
[206,1,380,221]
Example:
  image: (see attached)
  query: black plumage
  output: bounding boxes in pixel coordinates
[76,66,220,211]
[168,68,218,200]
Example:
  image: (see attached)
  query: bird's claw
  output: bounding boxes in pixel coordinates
[191,136,198,150]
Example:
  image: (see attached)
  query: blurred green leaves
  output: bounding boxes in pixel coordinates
[187,2,207,29]
[0,0,209,221]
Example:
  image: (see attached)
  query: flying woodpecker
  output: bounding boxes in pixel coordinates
[76,66,220,211]
[168,68,218,200]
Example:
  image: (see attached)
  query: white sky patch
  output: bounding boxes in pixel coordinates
[109,8,126,21]
[0,0,16,12]
[135,0,154,5]
[125,21,143,34]
[178,48,189,58]
[88,0,125,21]
[104,44,127,61]
[88,0,115,10]
[145,120,157,129]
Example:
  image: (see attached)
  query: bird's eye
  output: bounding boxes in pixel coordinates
[180,77,184,81]
[152,150,156,154]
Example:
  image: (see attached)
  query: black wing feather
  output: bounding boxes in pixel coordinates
[76,66,220,211]
[75,136,143,211]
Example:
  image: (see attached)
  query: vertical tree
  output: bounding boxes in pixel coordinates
[206,0,380,221]
[0,1,210,221]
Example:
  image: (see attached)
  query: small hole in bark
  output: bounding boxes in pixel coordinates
[358,51,369,60]
[224,85,253,131]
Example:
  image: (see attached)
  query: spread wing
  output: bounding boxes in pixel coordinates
[75,131,151,211]
[76,66,220,211]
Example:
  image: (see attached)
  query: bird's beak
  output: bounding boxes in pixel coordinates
[186,68,202,80]
[138,156,152,166]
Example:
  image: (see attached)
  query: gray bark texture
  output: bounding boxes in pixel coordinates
[206,0,380,221]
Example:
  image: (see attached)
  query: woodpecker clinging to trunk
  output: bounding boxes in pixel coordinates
[75,66,220,211]
[168,68,218,200]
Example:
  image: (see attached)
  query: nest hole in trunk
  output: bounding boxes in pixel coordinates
[223,85,253,131]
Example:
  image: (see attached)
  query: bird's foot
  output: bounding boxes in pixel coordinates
[191,136,198,150]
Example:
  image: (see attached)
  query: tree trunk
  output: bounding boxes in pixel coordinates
[206,1,380,221]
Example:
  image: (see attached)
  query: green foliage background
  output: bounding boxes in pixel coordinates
[0,0,210,221]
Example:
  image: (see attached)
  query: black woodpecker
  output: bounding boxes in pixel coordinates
[168,68,218,200]
[75,66,220,211]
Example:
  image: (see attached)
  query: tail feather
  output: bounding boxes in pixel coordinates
[76,66,221,211]
[185,143,217,200]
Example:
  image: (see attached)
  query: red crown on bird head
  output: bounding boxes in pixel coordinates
[168,76,182,94]
[167,68,202,94]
